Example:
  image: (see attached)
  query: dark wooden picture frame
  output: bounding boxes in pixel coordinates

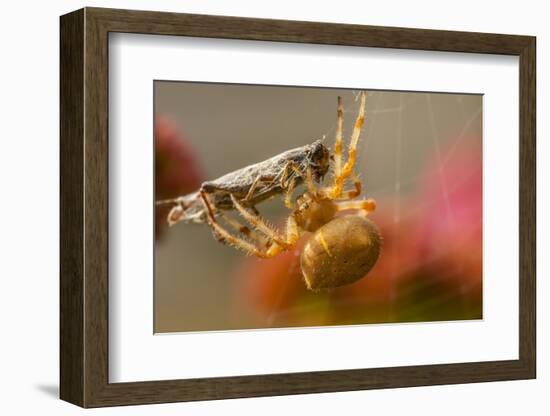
[60,7,536,408]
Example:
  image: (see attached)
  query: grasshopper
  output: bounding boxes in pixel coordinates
[156,139,331,226]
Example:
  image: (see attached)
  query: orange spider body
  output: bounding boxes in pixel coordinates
[292,191,380,290]
[293,192,338,232]
[302,215,380,291]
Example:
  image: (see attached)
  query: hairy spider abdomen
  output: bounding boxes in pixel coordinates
[301,215,381,291]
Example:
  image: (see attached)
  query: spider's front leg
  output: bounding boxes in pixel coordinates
[199,189,267,257]
[200,190,300,259]
[229,194,297,250]
[324,91,367,199]
[333,173,362,201]
[335,198,376,215]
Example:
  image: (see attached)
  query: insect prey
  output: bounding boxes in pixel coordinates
[156,139,330,226]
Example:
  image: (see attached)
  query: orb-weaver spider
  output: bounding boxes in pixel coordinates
[200,91,381,290]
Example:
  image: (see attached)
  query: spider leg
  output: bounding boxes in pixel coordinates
[340,92,366,188]
[333,95,344,179]
[329,91,366,199]
[284,176,298,209]
[230,194,291,248]
[265,214,301,257]
[200,190,270,258]
[201,190,300,258]
[334,173,362,200]
[218,211,264,244]
[335,198,376,215]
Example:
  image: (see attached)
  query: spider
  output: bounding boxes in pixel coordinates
[201,91,381,290]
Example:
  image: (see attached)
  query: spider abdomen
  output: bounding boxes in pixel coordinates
[301,215,381,291]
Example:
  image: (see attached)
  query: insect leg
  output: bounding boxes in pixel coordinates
[244,175,276,201]
[155,196,184,206]
[281,161,320,206]
[229,194,291,248]
[281,159,315,195]
[244,176,262,201]
[156,192,206,226]
[166,204,185,226]
[280,159,305,186]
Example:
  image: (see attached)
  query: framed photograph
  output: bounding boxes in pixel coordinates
[60,7,536,408]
